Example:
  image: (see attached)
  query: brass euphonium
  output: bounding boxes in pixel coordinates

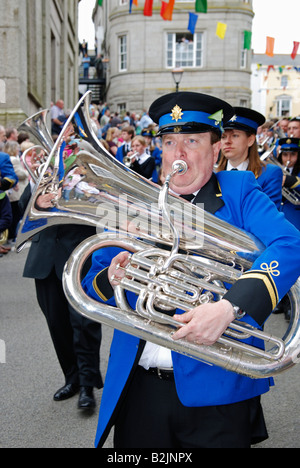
[18,108,54,183]
[17,92,300,379]
[18,108,54,153]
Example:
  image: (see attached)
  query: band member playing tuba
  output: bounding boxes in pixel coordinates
[82,92,300,448]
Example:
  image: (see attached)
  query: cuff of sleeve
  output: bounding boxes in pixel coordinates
[1,178,15,191]
[92,267,114,302]
[284,174,300,189]
[223,271,279,326]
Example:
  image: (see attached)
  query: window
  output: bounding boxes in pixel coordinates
[118,103,127,115]
[239,99,248,107]
[167,32,203,68]
[119,35,127,72]
[276,96,292,117]
[280,75,288,88]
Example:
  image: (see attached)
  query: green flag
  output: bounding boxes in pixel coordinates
[98,0,103,6]
[195,0,207,13]
[244,30,252,50]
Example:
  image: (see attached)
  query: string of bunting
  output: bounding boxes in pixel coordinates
[99,1,299,59]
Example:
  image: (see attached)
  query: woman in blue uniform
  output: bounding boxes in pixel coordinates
[82,93,300,449]
[277,137,300,230]
[217,107,283,209]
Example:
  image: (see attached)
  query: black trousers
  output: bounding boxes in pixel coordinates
[114,366,268,449]
[35,268,103,388]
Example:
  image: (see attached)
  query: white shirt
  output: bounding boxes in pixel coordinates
[226,160,249,171]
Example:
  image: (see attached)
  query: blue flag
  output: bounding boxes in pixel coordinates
[188,13,198,35]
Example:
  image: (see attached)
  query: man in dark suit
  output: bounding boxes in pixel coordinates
[19,183,103,410]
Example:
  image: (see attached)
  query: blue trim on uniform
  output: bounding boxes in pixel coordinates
[230,115,259,130]
[159,110,218,128]
[281,143,300,150]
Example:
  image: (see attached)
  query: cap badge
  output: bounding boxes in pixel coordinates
[286,139,292,144]
[170,105,184,122]
[208,109,224,131]
[229,115,237,122]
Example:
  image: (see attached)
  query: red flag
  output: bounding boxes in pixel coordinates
[161,0,175,21]
[291,41,300,60]
[144,0,153,16]
[266,37,275,57]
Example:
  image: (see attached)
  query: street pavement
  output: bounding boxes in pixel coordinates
[0,246,299,448]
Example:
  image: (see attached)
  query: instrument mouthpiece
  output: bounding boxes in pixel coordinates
[172,160,188,175]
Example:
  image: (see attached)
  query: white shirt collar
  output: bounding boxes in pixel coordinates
[227,160,249,171]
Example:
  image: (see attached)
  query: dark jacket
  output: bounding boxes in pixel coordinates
[0,190,12,232]
[19,183,95,280]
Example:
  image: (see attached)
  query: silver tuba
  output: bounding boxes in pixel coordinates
[18,108,54,183]
[18,108,54,153]
[17,91,300,379]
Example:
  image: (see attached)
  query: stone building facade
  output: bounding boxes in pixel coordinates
[93,0,254,114]
[251,54,300,119]
[0,0,80,127]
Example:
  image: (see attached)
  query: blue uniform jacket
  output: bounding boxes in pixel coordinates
[281,170,300,230]
[0,152,18,190]
[82,171,300,448]
[256,163,283,209]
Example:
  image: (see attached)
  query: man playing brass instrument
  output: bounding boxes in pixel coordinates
[82,92,300,448]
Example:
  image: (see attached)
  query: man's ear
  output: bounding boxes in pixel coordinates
[213,141,221,163]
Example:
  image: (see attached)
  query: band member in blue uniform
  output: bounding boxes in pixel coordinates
[0,151,18,191]
[82,92,300,448]
[277,137,300,231]
[217,107,283,209]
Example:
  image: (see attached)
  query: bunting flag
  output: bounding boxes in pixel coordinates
[266,36,275,57]
[188,12,199,35]
[244,30,252,50]
[98,0,103,6]
[195,0,207,13]
[291,41,300,60]
[216,22,227,40]
[129,0,138,13]
[144,0,153,16]
[161,0,175,21]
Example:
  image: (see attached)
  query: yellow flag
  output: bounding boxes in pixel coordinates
[216,22,227,40]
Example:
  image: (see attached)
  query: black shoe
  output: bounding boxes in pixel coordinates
[53,383,79,401]
[78,386,96,410]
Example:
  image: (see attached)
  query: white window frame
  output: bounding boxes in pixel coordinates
[119,35,127,72]
[166,32,204,69]
[276,95,292,117]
